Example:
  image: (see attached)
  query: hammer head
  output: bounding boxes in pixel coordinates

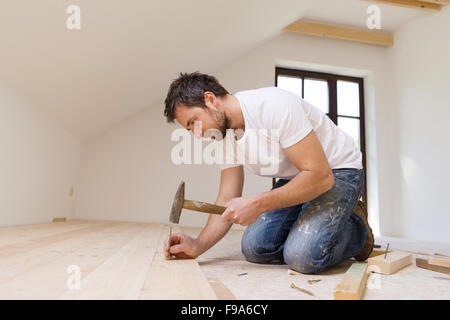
[169,181,185,224]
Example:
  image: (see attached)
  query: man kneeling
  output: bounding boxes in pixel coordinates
[163,72,374,274]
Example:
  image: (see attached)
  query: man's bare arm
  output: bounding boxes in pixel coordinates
[196,165,244,254]
[253,130,334,213]
[164,165,243,259]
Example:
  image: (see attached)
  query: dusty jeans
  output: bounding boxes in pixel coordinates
[241,168,367,274]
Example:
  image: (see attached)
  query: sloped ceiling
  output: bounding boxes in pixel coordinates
[0,0,426,140]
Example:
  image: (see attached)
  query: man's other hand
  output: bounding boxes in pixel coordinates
[164,232,204,260]
[222,197,261,226]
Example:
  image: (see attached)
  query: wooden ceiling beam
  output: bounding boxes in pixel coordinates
[283,20,394,47]
[417,0,450,5]
[364,0,442,11]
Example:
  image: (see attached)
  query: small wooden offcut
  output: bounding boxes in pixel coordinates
[368,251,412,275]
[428,256,450,268]
[334,263,369,300]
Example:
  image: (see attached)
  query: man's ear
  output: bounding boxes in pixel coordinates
[204,91,218,109]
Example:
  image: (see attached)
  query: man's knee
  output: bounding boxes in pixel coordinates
[241,236,263,263]
[283,239,330,274]
[241,226,283,264]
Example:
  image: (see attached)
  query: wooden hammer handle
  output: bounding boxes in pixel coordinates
[183,200,226,215]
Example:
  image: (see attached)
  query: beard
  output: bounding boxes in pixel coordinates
[205,109,231,140]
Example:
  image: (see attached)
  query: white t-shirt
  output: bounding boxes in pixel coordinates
[221,87,362,179]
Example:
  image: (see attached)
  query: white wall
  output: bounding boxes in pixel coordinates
[385,7,450,243]
[75,105,233,228]
[0,84,82,226]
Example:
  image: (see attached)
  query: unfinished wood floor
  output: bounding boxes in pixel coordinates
[190,227,450,300]
[1,220,449,300]
[0,220,216,300]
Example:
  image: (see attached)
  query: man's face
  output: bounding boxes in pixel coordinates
[174,104,229,139]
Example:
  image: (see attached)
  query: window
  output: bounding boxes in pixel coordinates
[275,67,367,205]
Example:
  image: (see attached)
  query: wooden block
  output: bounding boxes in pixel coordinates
[367,251,412,275]
[428,256,450,268]
[369,250,391,258]
[334,263,369,300]
[53,217,67,223]
[416,258,450,275]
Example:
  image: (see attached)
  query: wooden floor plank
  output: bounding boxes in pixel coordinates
[0,222,134,283]
[60,224,164,300]
[0,220,100,235]
[208,278,236,300]
[139,226,217,300]
[1,222,448,300]
[0,220,109,247]
[0,220,89,233]
[0,221,121,259]
[0,222,148,299]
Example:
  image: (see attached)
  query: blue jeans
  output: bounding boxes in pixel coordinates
[241,168,367,274]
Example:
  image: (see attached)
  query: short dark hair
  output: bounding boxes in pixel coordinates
[164,72,229,123]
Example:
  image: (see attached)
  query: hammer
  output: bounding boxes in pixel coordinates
[169,181,226,224]
[167,181,226,258]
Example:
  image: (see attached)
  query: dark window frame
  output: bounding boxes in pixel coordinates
[275,67,367,205]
